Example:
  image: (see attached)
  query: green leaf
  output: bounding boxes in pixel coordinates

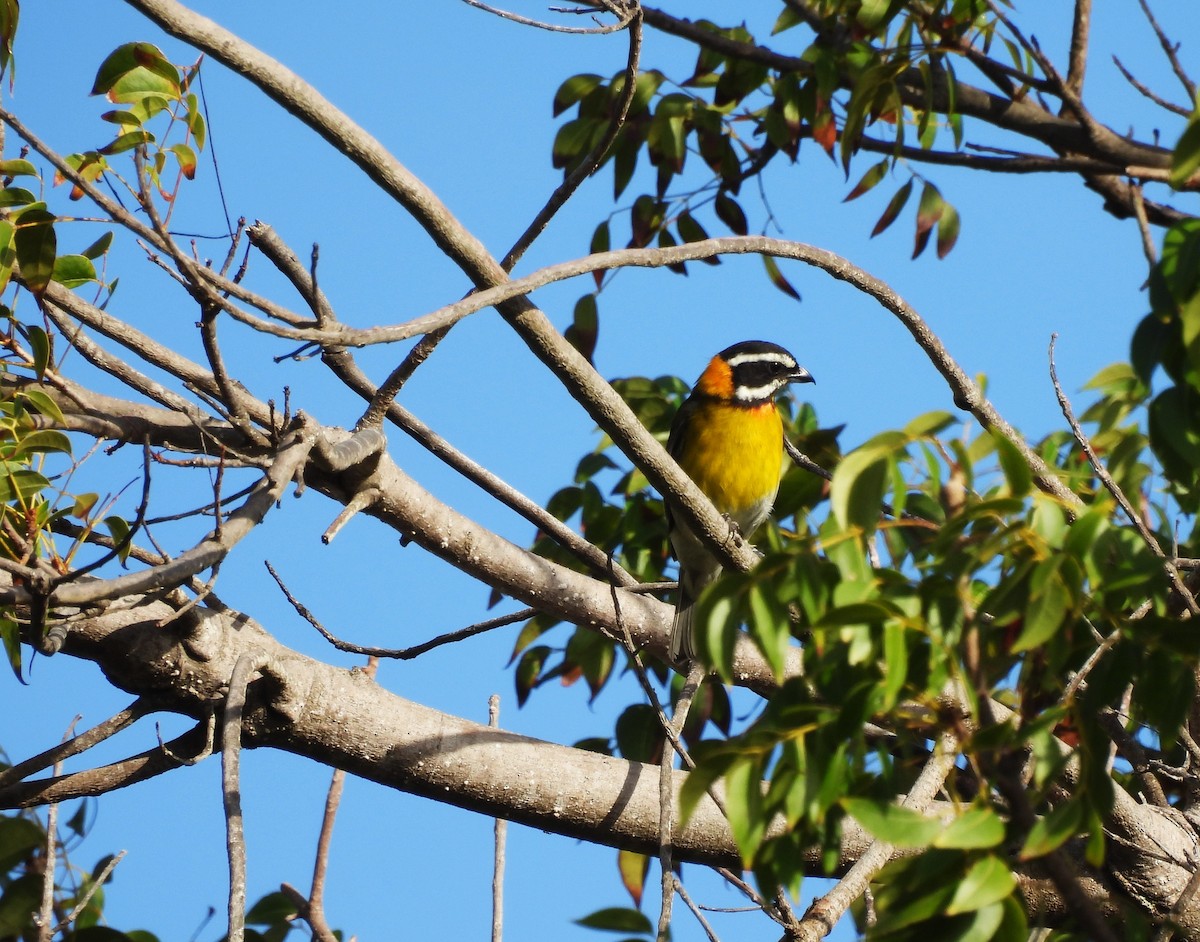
[714,190,748,235]
[104,515,132,563]
[98,130,154,156]
[0,159,37,177]
[945,854,1016,915]
[933,806,1006,849]
[25,325,50,380]
[19,388,65,425]
[100,109,145,127]
[13,207,55,297]
[0,817,43,871]
[168,142,197,179]
[830,438,897,531]
[574,907,653,933]
[91,42,181,103]
[615,703,662,763]
[0,613,22,683]
[514,644,550,706]
[937,202,961,258]
[991,430,1032,497]
[913,182,945,259]
[1012,563,1070,652]
[52,253,98,289]
[842,796,942,848]
[724,753,767,863]
[0,187,36,208]
[1020,799,1085,859]
[12,429,72,457]
[80,231,115,260]
[245,890,299,926]
[185,93,207,151]
[553,73,603,117]
[566,293,598,363]
[1171,112,1200,189]
[0,467,49,504]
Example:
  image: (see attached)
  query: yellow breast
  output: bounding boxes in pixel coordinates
[674,400,784,517]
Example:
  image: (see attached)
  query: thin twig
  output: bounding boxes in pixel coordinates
[0,699,151,788]
[657,662,704,941]
[54,850,127,935]
[672,880,721,941]
[37,719,80,942]
[1048,334,1199,615]
[1135,0,1197,103]
[222,653,266,942]
[461,0,634,34]
[1112,55,1192,118]
[265,560,532,658]
[1129,182,1159,268]
[490,693,506,942]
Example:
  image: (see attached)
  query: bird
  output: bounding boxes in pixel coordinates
[666,340,815,662]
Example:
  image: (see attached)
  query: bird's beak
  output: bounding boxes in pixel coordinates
[790,366,815,385]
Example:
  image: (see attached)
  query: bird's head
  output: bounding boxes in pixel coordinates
[695,340,814,405]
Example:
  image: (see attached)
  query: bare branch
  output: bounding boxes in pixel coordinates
[1136,0,1197,103]
[461,0,634,35]
[222,653,265,942]
[490,693,506,942]
[0,699,153,788]
[1113,55,1192,118]
[1065,0,1092,99]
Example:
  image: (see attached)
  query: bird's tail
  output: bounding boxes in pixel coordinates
[669,588,697,663]
[670,567,719,663]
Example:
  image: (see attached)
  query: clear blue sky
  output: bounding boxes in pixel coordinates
[6,2,1199,940]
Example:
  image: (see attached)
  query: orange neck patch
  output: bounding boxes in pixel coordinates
[694,355,734,399]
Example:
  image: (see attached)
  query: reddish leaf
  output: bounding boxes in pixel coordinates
[677,211,720,266]
[763,255,802,302]
[913,182,945,259]
[565,293,598,363]
[590,221,610,289]
[812,111,837,156]
[937,202,961,258]
[617,850,650,908]
[870,179,913,237]
[844,159,888,201]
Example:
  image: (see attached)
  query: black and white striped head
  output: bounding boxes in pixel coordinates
[696,340,814,405]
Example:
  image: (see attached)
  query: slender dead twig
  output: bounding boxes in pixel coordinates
[0,699,152,788]
[37,719,80,942]
[490,694,507,942]
[461,0,634,34]
[1136,0,1197,103]
[357,0,642,424]
[657,661,705,942]
[1048,334,1199,616]
[1112,55,1192,118]
[222,653,266,942]
[266,560,533,658]
[54,850,127,935]
[1129,182,1159,268]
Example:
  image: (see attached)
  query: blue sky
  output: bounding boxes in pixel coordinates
[5,2,1200,940]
